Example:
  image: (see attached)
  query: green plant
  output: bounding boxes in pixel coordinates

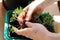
[36,13,54,26]
[10,7,54,33]
[10,7,23,22]
[11,26,18,33]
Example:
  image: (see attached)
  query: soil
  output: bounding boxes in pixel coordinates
[9,13,32,40]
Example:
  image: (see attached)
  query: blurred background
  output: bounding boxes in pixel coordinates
[0,0,60,40]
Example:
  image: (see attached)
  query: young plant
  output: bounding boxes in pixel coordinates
[10,7,54,33]
[10,7,23,22]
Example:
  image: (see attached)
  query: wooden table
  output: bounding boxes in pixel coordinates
[0,1,6,40]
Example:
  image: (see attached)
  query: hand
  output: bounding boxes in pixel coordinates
[15,22,51,40]
[17,0,45,25]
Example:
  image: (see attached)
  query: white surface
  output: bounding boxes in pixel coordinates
[53,16,60,23]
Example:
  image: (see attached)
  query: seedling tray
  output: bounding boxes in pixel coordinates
[4,10,32,40]
[4,10,55,40]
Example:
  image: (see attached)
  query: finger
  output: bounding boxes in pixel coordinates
[25,7,35,22]
[17,12,26,25]
[25,22,33,28]
[15,28,33,38]
[25,22,48,32]
[24,2,36,22]
[18,18,23,25]
[18,12,26,19]
[25,22,39,32]
[26,22,49,33]
[17,15,23,25]
[25,22,39,27]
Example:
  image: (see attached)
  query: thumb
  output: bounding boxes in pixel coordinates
[25,8,34,22]
[25,22,49,33]
[25,22,34,28]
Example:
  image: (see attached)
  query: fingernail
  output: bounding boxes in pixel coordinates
[25,22,29,24]
[25,18,30,22]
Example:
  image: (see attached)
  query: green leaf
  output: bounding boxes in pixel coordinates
[10,6,24,22]
[11,26,18,33]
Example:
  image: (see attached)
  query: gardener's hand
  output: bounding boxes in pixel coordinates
[17,0,45,25]
[15,22,51,40]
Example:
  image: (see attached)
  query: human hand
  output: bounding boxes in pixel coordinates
[17,0,45,25]
[15,22,51,40]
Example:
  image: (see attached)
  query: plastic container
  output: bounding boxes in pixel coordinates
[4,10,55,40]
[4,10,32,40]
